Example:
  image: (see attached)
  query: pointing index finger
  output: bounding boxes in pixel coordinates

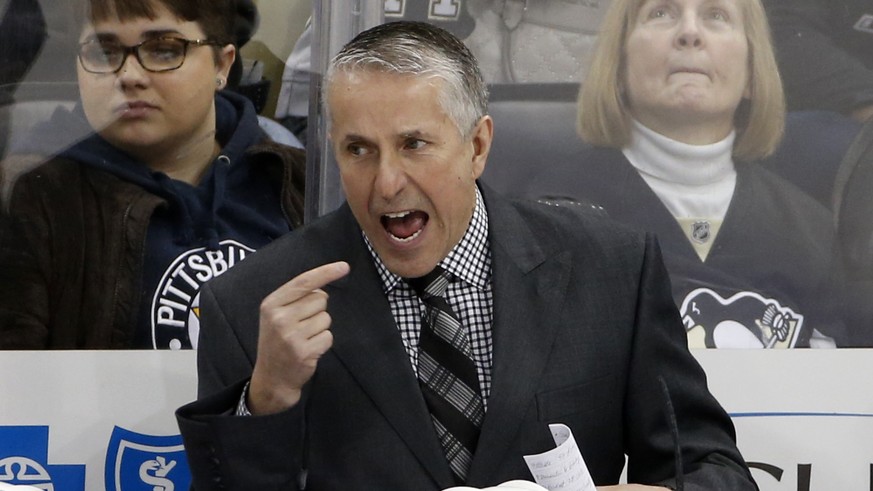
[264,261,351,306]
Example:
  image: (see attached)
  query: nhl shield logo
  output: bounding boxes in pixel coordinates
[104,426,191,491]
[690,220,711,244]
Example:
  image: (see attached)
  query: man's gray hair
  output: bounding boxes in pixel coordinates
[323,21,488,139]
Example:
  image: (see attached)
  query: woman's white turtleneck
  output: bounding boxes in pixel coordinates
[622,119,737,260]
[623,119,737,218]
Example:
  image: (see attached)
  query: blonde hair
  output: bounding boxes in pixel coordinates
[577,0,785,160]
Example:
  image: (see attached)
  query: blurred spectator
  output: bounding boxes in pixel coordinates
[0,0,48,157]
[274,0,607,145]
[275,2,476,146]
[273,17,312,145]
[761,110,861,209]
[832,116,873,346]
[227,0,257,90]
[0,0,47,90]
[763,0,873,123]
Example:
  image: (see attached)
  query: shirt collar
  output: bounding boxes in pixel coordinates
[366,186,490,293]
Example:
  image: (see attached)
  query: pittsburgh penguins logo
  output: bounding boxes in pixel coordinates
[150,240,254,349]
[680,288,803,349]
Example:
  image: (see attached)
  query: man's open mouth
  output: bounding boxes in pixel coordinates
[381,210,428,243]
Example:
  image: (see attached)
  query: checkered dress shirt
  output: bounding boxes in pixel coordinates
[237,188,494,416]
[366,187,494,407]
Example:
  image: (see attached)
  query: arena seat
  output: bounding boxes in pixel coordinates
[480,82,592,200]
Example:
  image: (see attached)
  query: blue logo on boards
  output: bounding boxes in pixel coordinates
[0,426,86,490]
[104,426,191,491]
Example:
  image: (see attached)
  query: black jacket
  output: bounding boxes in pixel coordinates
[177,186,756,490]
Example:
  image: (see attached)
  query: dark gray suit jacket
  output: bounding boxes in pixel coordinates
[176,185,756,491]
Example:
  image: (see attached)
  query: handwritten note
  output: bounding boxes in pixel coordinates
[443,480,547,491]
[522,424,596,491]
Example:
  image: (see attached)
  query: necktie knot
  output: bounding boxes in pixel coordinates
[407,266,451,299]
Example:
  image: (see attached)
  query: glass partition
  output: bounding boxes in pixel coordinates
[1,0,871,349]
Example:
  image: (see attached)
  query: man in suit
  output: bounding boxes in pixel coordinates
[176,21,757,491]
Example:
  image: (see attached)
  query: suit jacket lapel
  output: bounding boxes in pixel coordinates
[326,206,455,487]
[468,188,572,484]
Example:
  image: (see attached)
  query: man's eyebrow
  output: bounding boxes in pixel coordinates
[399,130,426,139]
[340,133,369,144]
[338,129,428,143]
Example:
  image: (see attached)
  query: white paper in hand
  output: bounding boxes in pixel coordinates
[522,423,596,491]
[443,480,548,490]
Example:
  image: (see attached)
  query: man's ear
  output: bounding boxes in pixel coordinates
[470,115,493,179]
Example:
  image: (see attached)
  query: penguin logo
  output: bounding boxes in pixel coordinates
[680,288,803,348]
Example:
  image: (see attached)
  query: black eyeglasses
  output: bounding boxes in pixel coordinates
[78,37,221,74]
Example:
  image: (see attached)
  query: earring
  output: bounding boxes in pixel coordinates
[216,78,224,88]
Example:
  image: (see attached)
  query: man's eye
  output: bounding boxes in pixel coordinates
[347,144,367,156]
[405,139,426,150]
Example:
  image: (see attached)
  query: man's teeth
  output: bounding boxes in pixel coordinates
[384,211,412,219]
[389,228,422,243]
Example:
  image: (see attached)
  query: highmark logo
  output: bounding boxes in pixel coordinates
[104,426,191,491]
[0,426,86,491]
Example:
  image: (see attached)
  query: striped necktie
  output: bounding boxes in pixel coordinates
[407,266,485,483]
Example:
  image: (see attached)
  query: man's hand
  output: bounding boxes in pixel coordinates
[597,486,670,490]
[247,261,350,415]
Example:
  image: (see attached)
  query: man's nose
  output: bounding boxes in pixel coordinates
[374,152,408,200]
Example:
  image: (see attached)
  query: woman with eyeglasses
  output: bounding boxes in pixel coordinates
[0,0,305,349]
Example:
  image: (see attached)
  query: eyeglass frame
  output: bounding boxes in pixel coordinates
[77,36,224,74]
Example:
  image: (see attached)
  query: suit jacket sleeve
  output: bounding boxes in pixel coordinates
[624,235,757,490]
[176,282,307,491]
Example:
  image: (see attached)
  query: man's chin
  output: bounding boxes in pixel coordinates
[379,252,440,279]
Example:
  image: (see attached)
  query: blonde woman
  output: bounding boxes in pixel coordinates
[537,0,849,348]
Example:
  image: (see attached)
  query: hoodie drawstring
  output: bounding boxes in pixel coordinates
[154,172,197,247]
[154,154,230,252]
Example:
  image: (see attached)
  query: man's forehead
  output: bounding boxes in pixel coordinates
[327,72,453,131]
[329,66,449,89]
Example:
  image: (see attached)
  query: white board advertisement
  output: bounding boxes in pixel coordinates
[1,350,872,490]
